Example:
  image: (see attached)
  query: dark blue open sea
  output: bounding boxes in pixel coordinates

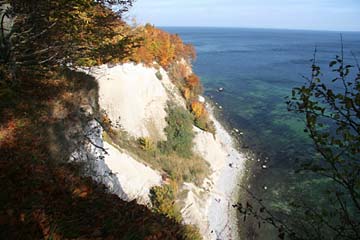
[163,27,360,239]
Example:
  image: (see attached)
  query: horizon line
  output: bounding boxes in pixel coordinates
[154,25,360,33]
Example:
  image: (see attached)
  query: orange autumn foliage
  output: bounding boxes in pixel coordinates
[185,74,200,89]
[130,24,196,69]
[191,101,206,119]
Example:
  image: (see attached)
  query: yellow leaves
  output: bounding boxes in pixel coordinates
[138,137,155,152]
[190,101,215,133]
[77,11,92,25]
[149,184,182,222]
[191,101,206,119]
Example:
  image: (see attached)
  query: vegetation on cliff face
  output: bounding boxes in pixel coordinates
[150,183,202,240]
[160,105,195,158]
[126,24,215,133]
[129,24,196,69]
[103,107,209,186]
[97,24,213,186]
[0,1,205,239]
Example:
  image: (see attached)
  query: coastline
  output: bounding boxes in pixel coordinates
[181,100,248,240]
[89,62,249,240]
[208,97,263,240]
[206,103,246,240]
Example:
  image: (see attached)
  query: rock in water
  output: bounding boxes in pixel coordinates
[198,95,206,103]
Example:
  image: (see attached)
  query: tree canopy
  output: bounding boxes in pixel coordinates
[0,0,135,81]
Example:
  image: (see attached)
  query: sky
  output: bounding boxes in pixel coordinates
[128,0,360,31]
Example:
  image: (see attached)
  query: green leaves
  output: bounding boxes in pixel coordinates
[286,51,360,239]
[2,0,135,79]
[329,60,337,67]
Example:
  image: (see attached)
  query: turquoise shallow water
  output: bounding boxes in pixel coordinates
[163,27,360,239]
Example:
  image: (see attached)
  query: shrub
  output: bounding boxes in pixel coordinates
[161,105,194,158]
[149,183,203,239]
[191,101,205,119]
[107,119,209,186]
[138,137,155,152]
[190,101,216,134]
[185,74,203,96]
[155,70,163,80]
[168,154,209,185]
[182,225,203,240]
[149,183,182,222]
[185,74,200,89]
[195,114,215,134]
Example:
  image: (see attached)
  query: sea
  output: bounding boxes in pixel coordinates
[163,27,360,239]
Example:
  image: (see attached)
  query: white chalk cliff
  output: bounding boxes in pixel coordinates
[75,62,246,240]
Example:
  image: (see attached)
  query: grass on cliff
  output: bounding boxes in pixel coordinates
[103,105,210,186]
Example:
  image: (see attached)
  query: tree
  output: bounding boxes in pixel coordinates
[286,45,360,239]
[0,0,135,81]
[130,24,196,69]
[237,46,360,240]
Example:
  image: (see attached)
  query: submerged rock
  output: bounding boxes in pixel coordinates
[198,95,206,103]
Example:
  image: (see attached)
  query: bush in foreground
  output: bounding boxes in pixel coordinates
[150,183,203,240]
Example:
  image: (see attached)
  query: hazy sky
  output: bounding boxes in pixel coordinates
[128,0,360,31]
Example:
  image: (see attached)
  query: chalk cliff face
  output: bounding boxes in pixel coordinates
[69,116,163,205]
[102,141,162,204]
[71,62,180,205]
[70,119,129,201]
[90,63,170,140]
[74,61,245,240]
